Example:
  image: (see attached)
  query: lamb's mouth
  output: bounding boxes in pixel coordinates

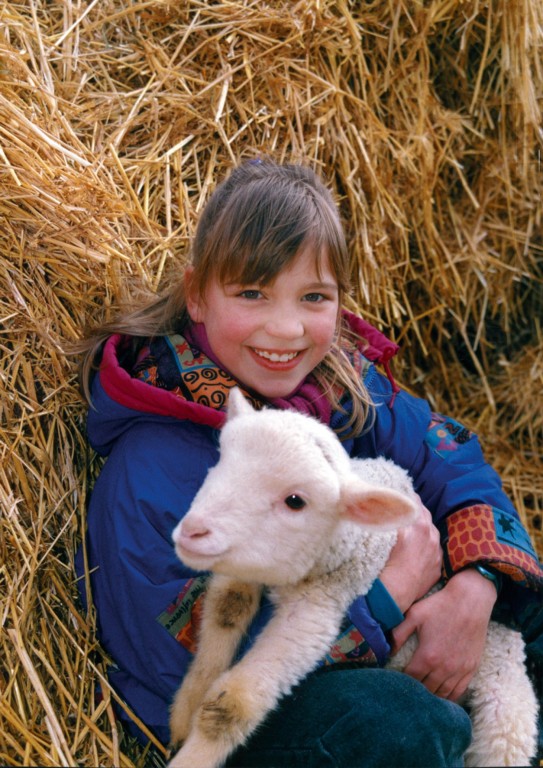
[175,538,225,564]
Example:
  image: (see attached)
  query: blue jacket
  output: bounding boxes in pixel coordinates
[76,316,542,745]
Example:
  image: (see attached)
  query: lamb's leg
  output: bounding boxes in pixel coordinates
[463,622,538,768]
[387,615,539,767]
[168,581,348,768]
[169,576,261,748]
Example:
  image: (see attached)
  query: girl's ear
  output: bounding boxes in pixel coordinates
[184,266,204,323]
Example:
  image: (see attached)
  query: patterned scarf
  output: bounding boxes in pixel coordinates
[132,322,334,424]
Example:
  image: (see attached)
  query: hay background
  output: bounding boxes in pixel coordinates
[1,1,542,765]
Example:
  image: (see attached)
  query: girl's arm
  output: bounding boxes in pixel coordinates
[346,363,542,695]
[351,364,542,607]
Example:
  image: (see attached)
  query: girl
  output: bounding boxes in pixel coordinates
[76,159,542,766]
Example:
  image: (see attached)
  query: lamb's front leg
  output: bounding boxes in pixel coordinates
[168,581,347,768]
[169,576,261,750]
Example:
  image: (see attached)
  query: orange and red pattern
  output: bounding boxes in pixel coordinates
[444,504,542,587]
[134,335,263,411]
[324,625,377,667]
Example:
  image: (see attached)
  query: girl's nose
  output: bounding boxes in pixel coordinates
[264,314,304,339]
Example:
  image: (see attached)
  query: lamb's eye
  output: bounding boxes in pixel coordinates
[284,494,306,511]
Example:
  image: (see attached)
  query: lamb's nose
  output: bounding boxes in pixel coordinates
[180,517,210,539]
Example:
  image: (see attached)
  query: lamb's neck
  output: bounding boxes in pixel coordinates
[309,522,397,590]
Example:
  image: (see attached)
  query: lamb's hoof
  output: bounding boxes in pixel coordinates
[199,690,239,736]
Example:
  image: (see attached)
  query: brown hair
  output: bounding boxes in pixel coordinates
[76,159,372,434]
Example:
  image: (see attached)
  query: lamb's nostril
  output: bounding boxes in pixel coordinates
[191,528,210,539]
[181,519,210,539]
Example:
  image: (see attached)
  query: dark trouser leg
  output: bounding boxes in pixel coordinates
[226,667,472,768]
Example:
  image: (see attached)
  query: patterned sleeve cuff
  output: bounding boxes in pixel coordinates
[322,595,391,668]
[440,504,543,588]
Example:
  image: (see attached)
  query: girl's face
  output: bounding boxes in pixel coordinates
[186,247,340,399]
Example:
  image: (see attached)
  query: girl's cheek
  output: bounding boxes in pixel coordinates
[314,314,339,344]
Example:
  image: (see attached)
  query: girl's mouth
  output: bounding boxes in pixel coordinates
[250,348,303,369]
[253,348,300,363]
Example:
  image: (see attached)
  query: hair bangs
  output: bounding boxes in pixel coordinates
[195,169,350,296]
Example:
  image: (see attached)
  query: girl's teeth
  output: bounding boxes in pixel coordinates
[255,350,298,363]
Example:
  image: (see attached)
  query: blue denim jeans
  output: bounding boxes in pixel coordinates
[225,667,472,767]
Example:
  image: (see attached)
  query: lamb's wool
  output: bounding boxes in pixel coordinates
[169,389,538,768]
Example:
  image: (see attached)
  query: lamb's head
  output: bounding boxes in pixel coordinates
[172,388,418,586]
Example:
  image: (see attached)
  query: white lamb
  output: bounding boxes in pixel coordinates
[168,387,538,768]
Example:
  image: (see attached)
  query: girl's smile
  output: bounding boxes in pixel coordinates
[248,346,307,377]
[186,247,339,399]
[251,348,302,365]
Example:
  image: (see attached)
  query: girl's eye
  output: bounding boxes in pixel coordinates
[303,293,325,303]
[238,289,262,300]
[284,494,306,511]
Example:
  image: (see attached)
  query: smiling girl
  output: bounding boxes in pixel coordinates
[76,159,542,767]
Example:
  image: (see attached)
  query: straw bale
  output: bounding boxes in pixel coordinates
[1,0,541,764]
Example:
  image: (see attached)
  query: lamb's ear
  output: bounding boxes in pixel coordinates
[227,387,255,420]
[340,477,419,531]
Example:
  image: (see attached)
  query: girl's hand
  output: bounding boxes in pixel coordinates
[379,499,442,613]
[391,568,498,701]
